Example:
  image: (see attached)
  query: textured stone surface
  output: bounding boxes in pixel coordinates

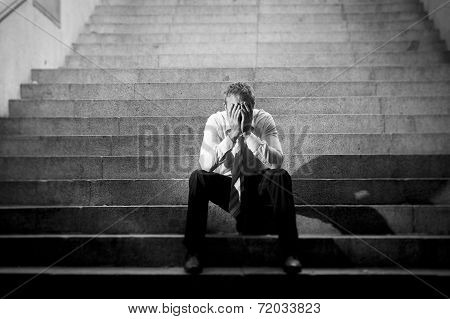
[0,178,448,205]
[0,205,448,235]
[0,234,448,267]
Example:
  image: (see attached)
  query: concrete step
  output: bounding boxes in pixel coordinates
[2,134,448,156]
[72,41,445,56]
[1,266,449,298]
[262,12,425,23]
[259,20,432,32]
[21,82,450,100]
[89,12,424,24]
[102,0,418,6]
[262,3,423,14]
[103,0,253,5]
[1,155,449,180]
[83,21,432,33]
[0,178,449,205]
[64,52,447,68]
[255,41,445,54]
[0,234,448,267]
[92,4,422,15]
[31,65,450,83]
[76,30,439,43]
[10,96,450,118]
[0,205,448,235]
[1,115,450,136]
[261,0,419,3]
[9,96,450,118]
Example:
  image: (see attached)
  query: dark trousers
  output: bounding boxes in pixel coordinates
[183,168,299,257]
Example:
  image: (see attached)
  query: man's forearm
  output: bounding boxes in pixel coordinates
[244,132,284,168]
[199,134,235,171]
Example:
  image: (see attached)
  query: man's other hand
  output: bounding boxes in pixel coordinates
[227,103,242,143]
[241,101,253,134]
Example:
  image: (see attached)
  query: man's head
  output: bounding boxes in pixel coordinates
[223,82,255,114]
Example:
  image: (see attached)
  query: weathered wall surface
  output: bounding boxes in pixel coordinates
[0,0,100,116]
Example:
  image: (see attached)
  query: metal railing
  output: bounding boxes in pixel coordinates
[0,0,26,24]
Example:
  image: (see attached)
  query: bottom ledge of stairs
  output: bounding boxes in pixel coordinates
[2,267,449,298]
[1,266,449,276]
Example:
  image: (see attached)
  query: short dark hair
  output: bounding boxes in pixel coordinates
[223,82,255,108]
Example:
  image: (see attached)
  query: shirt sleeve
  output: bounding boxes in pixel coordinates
[245,113,284,169]
[199,114,235,172]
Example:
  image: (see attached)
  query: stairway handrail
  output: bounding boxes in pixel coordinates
[0,0,27,24]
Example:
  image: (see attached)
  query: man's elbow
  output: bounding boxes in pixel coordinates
[271,162,283,170]
[269,153,284,170]
[199,162,212,172]
[270,159,283,170]
[199,154,215,172]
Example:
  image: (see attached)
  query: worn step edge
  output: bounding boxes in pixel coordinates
[1,266,449,276]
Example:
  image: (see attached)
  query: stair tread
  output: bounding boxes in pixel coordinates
[0,204,448,208]
[1,266,449,276]
[1,234,448,238]
[1,177,449,180]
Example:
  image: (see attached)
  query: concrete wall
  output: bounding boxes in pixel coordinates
[0,0,100,116]
[420,0,450,49]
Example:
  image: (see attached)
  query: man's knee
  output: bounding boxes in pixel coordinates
[190,169,203,179]
[265,168,291,181]
[189,169,205,186]
[190,168,217,187]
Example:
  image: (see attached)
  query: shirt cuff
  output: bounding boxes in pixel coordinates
[244,132,263,153]
[217,133,235,158]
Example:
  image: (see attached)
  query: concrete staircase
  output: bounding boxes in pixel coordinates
[1,0,450,298]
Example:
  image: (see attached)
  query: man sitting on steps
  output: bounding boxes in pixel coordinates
[183,82,302,274]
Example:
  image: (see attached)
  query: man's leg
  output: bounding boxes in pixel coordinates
[258,168,299,257]
[183,169,231,255]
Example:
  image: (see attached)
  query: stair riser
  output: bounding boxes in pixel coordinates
[1,155,449,180]
[2,271,448,298]
[2,115,450,135]
[10,97,450,117]
[72,41,444,56]
[93,4,422,15]
[0,179,449,205]
[84,21,431,33]
[102,0,417,5]
[1,134,449,156]
[0,236,448,267]
[65,53,446,68]
[21,82,450,100]
[89,12,423,24]
[32,65,450,83]
[0,205,449,235]
[265,12,424,23]
[77,31,438,43]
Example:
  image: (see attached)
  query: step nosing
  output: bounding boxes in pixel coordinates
[1,267,449,276]
[0,204,448,209]
[5,114,450,122]
[1,178,449,181]
[3,133,450,137]
[24,80,450,84]
[33,65,450,70]
[15,95,450,101]
[0,234,448,239]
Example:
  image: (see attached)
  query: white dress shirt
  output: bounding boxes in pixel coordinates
[199,108,284,176]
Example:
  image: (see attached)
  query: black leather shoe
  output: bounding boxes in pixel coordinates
[184,253,202,275]
[283,255,302,274]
